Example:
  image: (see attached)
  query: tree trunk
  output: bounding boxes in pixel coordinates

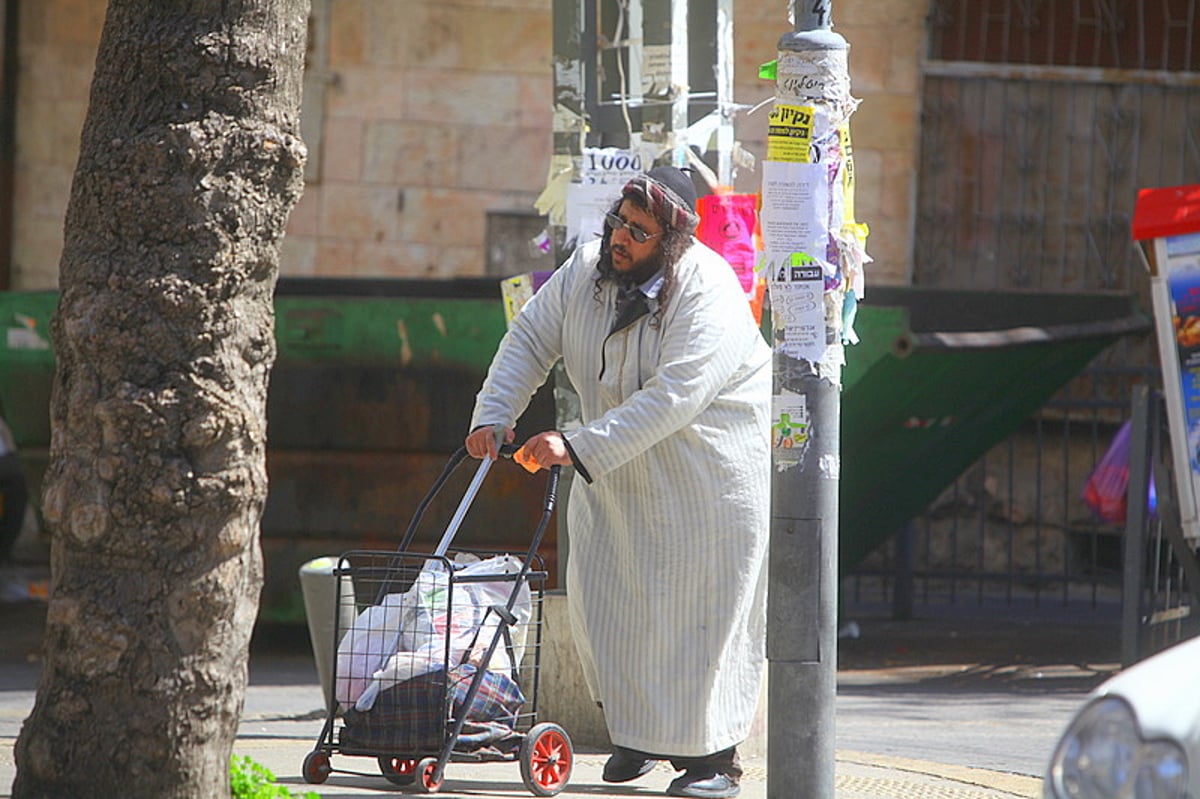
[13,1,308,796]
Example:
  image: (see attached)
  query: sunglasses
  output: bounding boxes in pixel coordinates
[605,212,661,244]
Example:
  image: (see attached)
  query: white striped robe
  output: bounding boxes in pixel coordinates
[470,237,771,756]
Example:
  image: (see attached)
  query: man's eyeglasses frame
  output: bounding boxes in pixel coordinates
[605,212,661,244]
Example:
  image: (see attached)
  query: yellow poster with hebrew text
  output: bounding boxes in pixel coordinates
[767,103,815,163]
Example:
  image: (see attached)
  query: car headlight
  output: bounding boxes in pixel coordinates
[1047,696,1188,799]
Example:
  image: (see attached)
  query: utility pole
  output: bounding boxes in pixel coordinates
[761,2,862,797]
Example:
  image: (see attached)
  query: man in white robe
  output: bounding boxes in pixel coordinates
[466,167,770,799]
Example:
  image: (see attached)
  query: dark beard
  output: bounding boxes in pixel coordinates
[598,235,665,287]
[619,248,664,285]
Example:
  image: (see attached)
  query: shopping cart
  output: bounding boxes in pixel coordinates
[301,445,573,795]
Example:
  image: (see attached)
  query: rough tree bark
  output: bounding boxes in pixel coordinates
[13,1,308,796]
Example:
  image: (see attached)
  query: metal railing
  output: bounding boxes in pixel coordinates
[843,364,1200,668]
[843,365,1154,621]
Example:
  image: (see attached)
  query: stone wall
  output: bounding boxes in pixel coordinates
[281,0,554,279]
[9,0,927,288]
[10,0,103,289]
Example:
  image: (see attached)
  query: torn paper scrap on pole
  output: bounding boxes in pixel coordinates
[775,49,853,111]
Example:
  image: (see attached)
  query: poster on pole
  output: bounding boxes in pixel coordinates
[765,251,825,362]
[759,160,831,266]
[760,156,833,362]
[772,389,810,471]
[766,104,816,164]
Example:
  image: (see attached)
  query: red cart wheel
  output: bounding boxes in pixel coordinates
[415,756,443,793]
[377,756,417,785]
[302,750,330,785]
[519,722,573,796]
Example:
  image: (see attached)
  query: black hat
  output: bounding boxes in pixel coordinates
[645,166,698,213]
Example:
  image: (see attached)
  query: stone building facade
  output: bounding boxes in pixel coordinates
[9,0,923,289]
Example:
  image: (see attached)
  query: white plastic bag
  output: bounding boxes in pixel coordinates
[404,555,533,671]
[337,554,534,711]
[334,592,412,707]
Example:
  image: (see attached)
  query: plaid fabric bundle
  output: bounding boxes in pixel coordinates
[448,664,527,751]
[449,664,525,723]
[339,665,525,754]
[340,670,450,752]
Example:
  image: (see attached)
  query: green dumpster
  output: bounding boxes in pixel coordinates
[0,278,556,622]
[0,280,1149,617]
[840,286,1150,571]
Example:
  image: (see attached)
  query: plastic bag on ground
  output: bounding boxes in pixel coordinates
[1082,419,1157,525]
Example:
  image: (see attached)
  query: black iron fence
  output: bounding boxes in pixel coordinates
[843,363,1200,665]
[843,364,1155,621]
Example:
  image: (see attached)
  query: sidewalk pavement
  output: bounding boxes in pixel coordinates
[2,706,1046,799]
[1,675,1050,799]
[229,658,1045,798]
[226,739,1046,799]
[1,597,1074,798]
[2,682,1047,799]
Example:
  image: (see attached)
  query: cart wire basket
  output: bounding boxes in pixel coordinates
[301,446,573,795]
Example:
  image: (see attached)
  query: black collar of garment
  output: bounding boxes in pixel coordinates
[609,281,650,335]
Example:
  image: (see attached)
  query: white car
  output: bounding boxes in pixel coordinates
[1044,635,1200,798]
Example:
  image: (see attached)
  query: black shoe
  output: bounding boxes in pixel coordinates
[666,770,741,798]
[602,748,656,783]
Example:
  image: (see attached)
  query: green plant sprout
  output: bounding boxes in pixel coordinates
[230,755,319,799]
